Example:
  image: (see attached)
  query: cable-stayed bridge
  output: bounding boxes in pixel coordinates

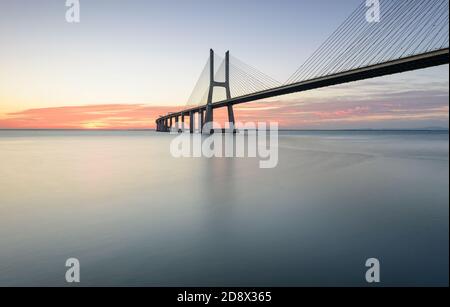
[156,0,449,133]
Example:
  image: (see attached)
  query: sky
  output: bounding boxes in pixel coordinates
[0,0,448,129]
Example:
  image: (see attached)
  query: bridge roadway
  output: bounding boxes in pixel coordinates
[156,48,449,132]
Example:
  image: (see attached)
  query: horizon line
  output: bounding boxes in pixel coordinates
[0,128,448,132]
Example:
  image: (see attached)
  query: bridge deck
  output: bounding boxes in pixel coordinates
[158,48,449,121]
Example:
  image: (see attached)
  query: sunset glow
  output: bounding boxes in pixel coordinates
[0,0,448,130]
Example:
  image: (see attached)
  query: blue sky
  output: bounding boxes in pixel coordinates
[0,0,448,129]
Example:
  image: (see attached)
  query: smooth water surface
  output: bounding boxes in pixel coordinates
[0,130,448,286]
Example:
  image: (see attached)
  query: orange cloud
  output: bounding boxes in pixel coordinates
[0,95,448,130]
[0,104,180,129]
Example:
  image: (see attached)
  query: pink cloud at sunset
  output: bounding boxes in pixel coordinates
[0,93,448,130]
[0,104,180,129]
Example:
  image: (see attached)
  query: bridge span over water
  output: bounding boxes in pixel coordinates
[156,0,449,133]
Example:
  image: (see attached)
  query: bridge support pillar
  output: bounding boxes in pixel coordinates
[181,114,185,132]
[227,104,235,132]
[198,110,204,133]
[175,116,179,132]
[189,112,194,133]
[203,49,233,134]
[169,117,173,131]
[204,105,214,134]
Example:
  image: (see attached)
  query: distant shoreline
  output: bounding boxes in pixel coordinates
[0,128,448,132]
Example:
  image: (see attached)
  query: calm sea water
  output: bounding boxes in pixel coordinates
[0,130,448,286]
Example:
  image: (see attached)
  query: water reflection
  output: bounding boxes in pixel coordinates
[0,130,448,286]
